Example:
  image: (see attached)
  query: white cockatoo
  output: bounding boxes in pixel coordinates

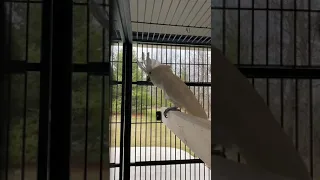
[137,52,208,120]
[137,52,232,155]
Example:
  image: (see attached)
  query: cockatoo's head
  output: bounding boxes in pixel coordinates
[137,52,162,81]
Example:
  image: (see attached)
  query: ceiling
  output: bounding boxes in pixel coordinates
[130,0,211,45]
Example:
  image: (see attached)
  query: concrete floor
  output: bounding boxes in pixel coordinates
[110,147,211,180]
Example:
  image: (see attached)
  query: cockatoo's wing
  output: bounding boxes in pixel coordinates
[161,107,299,180]
[161,107,235,169]
[161,107,211,168]
[211,45,311,180]
[165,94,181,108]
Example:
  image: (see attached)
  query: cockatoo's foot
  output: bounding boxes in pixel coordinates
[163,107,180,118]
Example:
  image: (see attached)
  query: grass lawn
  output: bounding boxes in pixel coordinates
[110,108,193,155]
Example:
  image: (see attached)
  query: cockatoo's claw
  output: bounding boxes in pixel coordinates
[146,75,151,82]
[164,107,180,118]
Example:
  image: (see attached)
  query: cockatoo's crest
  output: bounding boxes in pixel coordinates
[136,52,162,74]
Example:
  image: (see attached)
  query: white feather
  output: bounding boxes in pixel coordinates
[137,52,208,119]
[211,45,311,180]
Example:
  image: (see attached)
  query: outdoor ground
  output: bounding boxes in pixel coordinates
[8,109,209,180]
[8,147,209,180]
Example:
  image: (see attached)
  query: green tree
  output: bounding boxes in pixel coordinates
[111,50,152,113]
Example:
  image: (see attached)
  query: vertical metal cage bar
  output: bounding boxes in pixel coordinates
[308,0,314,177]
[119,42,126,179]
[5,3,13,180]
[100,0,111,178]
[133,42,137,180]
[251,0,254,66]
[122,42,133,180]
[21,1,30,178]
[49,0,73,179]
[83,3,90,179]
[37,0,52,179]
[0,2,10,180]
[110,42,122,179]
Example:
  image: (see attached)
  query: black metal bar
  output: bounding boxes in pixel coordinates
[133,39,138,180]
[4,3,13,180]
[6,62,110,75]
[251,0,254,65]
[237,0,241,65]
[294,0,299,151]
[100,0,110,178]
[132,159,204,167]
[3,0,109,5]
[0,2,10,179]
[111,66,320,83]
[149,45,153,180]
[309,78,313,177]
[134,42,210,48]
[132,21,210,30]
[37,0,52,179]
[308,0,314,177]
[211,6,320,12]
[237,66,320,78]
[49,0,73,180]
[119,48,125,180]
[109,159,205,168]
[21,1,31,179]
[133,32,211,46]
[115,0,132,43]
[121,42,133,180]
[114,43,120,180]
[139,43,143,179]
[84,4,90,179]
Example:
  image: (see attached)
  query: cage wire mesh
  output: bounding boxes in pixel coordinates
[109,0,213,179]
[71,0,111,179]
[4,1,42,179]
[109,42,212,180]
[4,0,320,179]
[212,0,320,179]
[4,0,113,179]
